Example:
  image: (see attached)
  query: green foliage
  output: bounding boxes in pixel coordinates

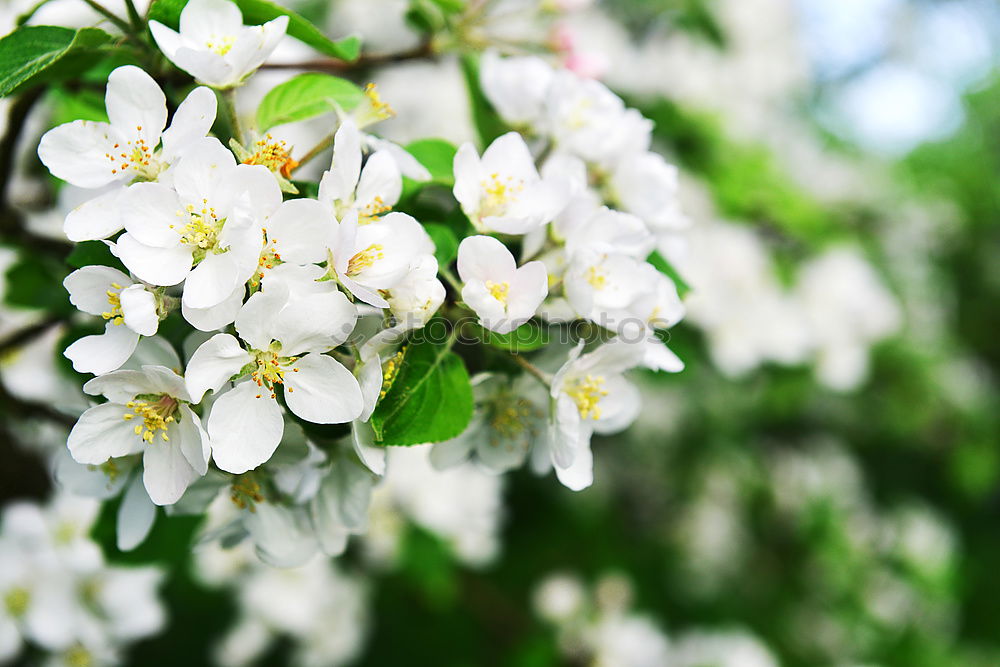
[647,250,691,297]
[633,96,844,248]
[423,222,459,267]
[370,331,474,446]
[67,240,125,271]
[406,138,458,186]
[49,87,107,125]
[2,254,72,315]
[147,0,361,61]
[460,53,507,148]
[0,26,111,97]
[255,73,363,131]
[478,321,551,353]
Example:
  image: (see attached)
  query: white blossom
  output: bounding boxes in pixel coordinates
[458,235,548,334]
[149,0,289,89]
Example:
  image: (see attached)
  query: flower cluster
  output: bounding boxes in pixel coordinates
[0,495,166,666]
[35,0,687,562]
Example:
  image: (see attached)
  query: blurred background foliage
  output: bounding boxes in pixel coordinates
[2,0,1000,665]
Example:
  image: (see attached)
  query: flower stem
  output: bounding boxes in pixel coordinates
[79,0,132,33]
[510,353,552,386]
[220,88,244,145]
[123,0,143,30]
[293,131,336,173]
[440,266,463,295]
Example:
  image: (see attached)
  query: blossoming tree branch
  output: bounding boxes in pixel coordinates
[0,0,689,564]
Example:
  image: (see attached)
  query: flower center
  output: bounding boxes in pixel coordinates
[488,393,538,449]
[104,127,162,181]
[359,195,393,223]
[485,280,510,304]
[355,83,396,128]
[585,265,607,290]
[243,134,299,178]
[64,645,94,667]
[252,230,283,287]
[347,243,385,276]
[4,587,29,617]
[479,172,523,219]
[123,395,178,444]
[102,282,125,325]
[250,349,298,399]
[567,374,608,420]
[379,348,406,399]
[172,200,224,259]
[205,35,236,56]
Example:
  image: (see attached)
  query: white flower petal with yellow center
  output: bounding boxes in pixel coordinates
[62,266,161,375]
[67,366,210,505]
[564,250,662,337]
[386,254,445,330]
[185,284,363,473]
[609,151,690,233]
[453,132,569,235]
[546,339,644,491]
[38,66,216,241]
[458,235,548,334]
[149,0,289,89]
[318,118,402,223]
[330,210,435,308]
[115,140,281,311]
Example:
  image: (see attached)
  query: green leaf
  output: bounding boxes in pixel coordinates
[405,138,457,186]
[0,26,111,97]
[459,53,507,147]
[256,73,363,131]
[423,223,458,267]
[369,333,473,446]
[478,321,550,352]
[67,241,124,270]
[648,250,692,297]
[50,87,107,125]
[148,0,361,61]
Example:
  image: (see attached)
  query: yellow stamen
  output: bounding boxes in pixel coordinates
[205,35,235,56]
[123,395,178,443]
[567,374,608,420]
[346,243,385,276]
[479,172,524,219]
[585,265,607,289]
[101,282,125,325]
[242,133,299,178]
[485,280,510,304]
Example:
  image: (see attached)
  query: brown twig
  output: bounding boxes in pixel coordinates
[259,42,436,73]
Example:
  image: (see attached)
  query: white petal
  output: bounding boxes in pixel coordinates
[554,438,594,491]
[234,282,287,350]
[116,233,193,286]
[267,198,334,264]
[120,182,184,248]
[68,402,145,464]
[351,421,386,475]
[457,235,516,283]
[321,118,362,203]
[177,404,211,474]
[37,120,125,188]
[182,283,245,332]
[148,20,182,59]
[83,369,161,402]
[208,382,284,473]
[244,502,317,568]
[64,323,139,375]
[160,86,217,162]
[452,142,482,213]
[106,65,167,144]
[180,0,243,43]
[283,354,363,424]
[120,285,159,336]
[272,291,357,356]
[142,425,199,505]
[117,473,157,551]
[64,265,131,315]
[172,137,238,208]
[182,251,241,309]
[356,150,402,211]
[185,333,251,403]
[64,187,125,241]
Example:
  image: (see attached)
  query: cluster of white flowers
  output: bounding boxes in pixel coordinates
[30,0,688,564]
[0,494,166,667]
[193,539,368,667]
[678,220,901,390]
[533,571,778,667]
